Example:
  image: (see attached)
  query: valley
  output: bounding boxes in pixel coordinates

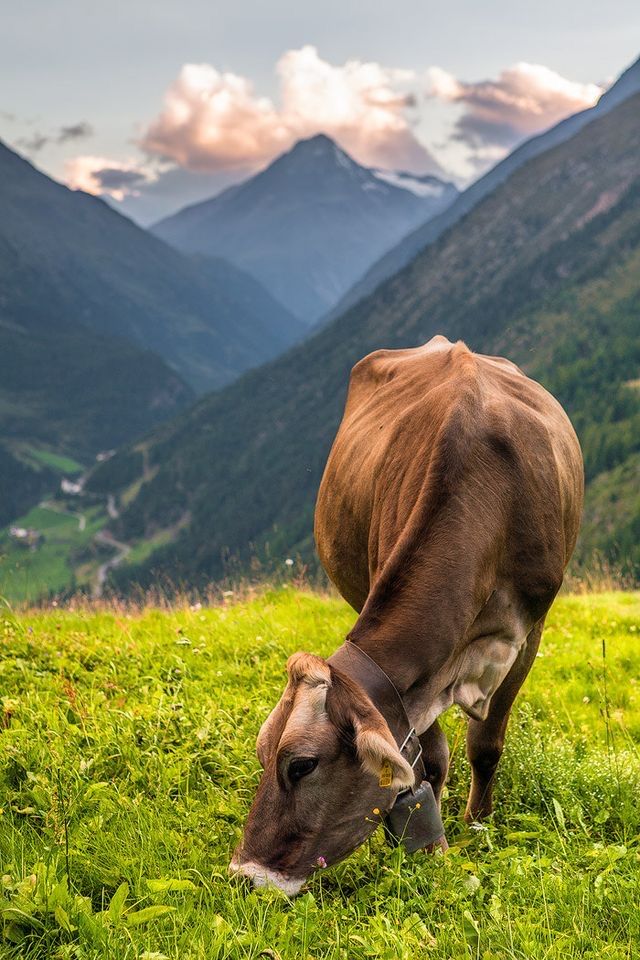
[82,85,640,598]
[1,56,639,605]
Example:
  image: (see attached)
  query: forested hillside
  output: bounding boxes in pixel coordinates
[0,141,303,396]
[0,140,306,524]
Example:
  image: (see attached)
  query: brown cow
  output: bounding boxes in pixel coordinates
[231,336,583,894]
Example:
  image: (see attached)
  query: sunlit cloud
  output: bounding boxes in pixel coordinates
[427,62,603,170]
[139,45,443,176]
[62,54,606,206]
[65,155,156,201]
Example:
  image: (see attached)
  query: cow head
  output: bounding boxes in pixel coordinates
[230,652,415,894]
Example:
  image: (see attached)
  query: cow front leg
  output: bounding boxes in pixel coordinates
[419,719,449,804]
[465,619,544,822]
[419,719,450,852]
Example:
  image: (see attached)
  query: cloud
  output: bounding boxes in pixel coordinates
[114,164,246,227]
[18,133,49,153]
[140,63,289,170]
[139,45,443,176]
[428,62,603,169]
[17,120,94,154]
[57,121,93,143]
[65,155,156,201]
[62,55,605,210]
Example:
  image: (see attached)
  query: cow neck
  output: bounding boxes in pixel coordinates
[345,566,493,706]
[328,641,424,784]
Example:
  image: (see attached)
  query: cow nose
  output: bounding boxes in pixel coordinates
[228,851,248,878]
[228,854,306,896]
[228,855,253,888]
[229,847,251,879]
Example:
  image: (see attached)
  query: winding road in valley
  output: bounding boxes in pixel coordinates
[93,530,130,598]
[40,496,125,597]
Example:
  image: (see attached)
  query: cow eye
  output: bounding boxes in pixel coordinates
[288,757,318,782]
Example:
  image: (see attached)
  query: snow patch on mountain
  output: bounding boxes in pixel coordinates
[373,169,454,198]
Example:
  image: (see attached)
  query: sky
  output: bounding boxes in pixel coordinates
[1,0,638,224]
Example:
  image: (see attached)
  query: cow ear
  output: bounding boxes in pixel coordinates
[256,678,296,768]
[354,721,415,792]
[257,652,330,767]
[286,652,331,687]
[326,665,415,791]
[256,702,285,768]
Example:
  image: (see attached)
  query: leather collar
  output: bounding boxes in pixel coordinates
[328,641,425,788]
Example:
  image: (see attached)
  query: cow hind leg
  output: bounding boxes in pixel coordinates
[465,619,544,822]
[419,719,449,805]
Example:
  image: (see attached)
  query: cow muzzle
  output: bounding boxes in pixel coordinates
[229,853,307,896]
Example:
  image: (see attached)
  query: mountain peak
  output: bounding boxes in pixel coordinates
[290,132,338,152]
[297,132,336,147]
[283,133,355,168]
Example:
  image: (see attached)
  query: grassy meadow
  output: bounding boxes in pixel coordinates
[0,588,639,959]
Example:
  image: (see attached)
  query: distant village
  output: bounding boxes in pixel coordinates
[8,525,43,549]
[6,450,115,550]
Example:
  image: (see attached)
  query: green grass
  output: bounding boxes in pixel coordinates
[24,450,84,476]
[0,589,639,959]
[0,505,106,603]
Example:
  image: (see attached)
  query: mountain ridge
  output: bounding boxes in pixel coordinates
[326,53,640,322]
[0,139,304,393]
[0,138,303,525]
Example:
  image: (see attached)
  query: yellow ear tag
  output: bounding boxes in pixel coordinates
[379,761,393,788]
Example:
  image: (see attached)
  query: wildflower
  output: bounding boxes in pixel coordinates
[285,558,294,567]
[316,856,327,868]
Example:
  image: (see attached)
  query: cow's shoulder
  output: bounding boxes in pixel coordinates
[477,352,525,376]
[347,336,460,402]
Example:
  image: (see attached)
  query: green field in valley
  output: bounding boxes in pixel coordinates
[0,589,639,959]
[23,450,84,476]
[0,504,107,604]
